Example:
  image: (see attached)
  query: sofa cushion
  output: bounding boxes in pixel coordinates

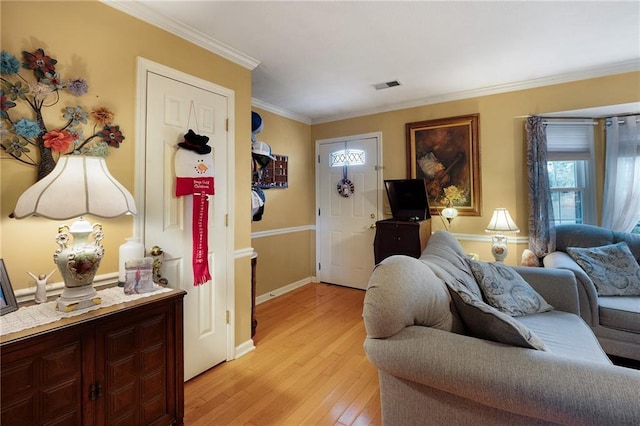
[446,284,548,351]
[420,231,482,298]
[468,259,553,316]
[598,296,640,333]
[517,311,611,364]
[555,223,640,263]
[566,242,640,296]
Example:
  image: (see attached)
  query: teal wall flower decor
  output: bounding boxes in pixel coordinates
[1,48,125,181]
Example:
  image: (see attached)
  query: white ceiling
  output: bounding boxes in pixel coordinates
[105,1,640,124]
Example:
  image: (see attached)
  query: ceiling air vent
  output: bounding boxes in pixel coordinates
[373,80,401,90]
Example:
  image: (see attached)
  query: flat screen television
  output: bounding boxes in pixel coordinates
[384,179,431,221]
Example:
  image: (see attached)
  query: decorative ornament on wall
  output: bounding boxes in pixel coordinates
[1,48,125,182]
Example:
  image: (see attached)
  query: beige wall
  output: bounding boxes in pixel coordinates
[0,1,253,343]
[250,108,314,296]
[312,72,640,263]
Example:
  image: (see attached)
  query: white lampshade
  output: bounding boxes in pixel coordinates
[13,156,136,219]
[485,208,520,233]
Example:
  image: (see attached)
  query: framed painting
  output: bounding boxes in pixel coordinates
[405,114,481,216]
[0,259,18,315]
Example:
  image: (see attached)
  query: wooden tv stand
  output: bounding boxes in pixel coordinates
[374,218,432,264]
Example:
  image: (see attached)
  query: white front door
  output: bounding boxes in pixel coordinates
[316,134,382,290]
[142,66,231,381]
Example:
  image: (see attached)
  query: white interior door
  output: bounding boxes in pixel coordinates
[144,70,230,381]
[317,134,381,289]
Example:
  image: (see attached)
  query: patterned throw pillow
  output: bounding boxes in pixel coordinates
[446,284,548,351]
[468,260,553,317]
[566,242,640,296]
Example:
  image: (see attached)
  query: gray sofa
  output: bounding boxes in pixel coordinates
[543,224,640,361]
[363,231,640,425]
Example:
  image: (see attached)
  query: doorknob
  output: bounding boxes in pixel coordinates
[368,223,376,229]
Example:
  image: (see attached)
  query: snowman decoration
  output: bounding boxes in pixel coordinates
[175,129,214,286]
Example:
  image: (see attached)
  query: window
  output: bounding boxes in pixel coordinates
[329,148,365,167]
[545,120,596,226]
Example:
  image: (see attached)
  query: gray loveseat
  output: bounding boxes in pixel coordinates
[363,231,640,425]
[543,224,640,361]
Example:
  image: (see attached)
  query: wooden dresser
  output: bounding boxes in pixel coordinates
[0,288,186,426]
[374,219,432,264]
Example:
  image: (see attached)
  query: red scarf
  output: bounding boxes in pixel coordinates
[192,193,211,286]
[177,176,214,286]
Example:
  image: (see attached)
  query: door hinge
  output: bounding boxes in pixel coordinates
[318,154,320,163]
[226,310,231,324]
[375,165,384,171]
[318,263,321,271]
[318,208,320,216]
[225,214,229,227]
[225,118,229,132]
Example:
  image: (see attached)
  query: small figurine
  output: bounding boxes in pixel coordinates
[27,269,56,304]
[521,249,540,267]
[150,245,168,285]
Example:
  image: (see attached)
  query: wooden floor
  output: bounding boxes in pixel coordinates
[184,282,381,426]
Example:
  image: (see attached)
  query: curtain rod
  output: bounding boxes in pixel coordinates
[606,118,640,125]
[542,120,597,125]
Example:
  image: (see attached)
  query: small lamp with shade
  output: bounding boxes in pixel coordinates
[485,207,520,262]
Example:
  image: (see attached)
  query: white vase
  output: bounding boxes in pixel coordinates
[119,237,145,286]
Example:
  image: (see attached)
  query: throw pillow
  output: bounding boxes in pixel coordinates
[468,260,553,317]
[446,284,548,351]
[566,242,640,296]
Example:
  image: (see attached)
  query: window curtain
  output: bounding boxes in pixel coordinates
[526,116,555,257]
[602,115,640,232]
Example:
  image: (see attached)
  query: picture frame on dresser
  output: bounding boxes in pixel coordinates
[0,259,18,315]
[405,114,481,216]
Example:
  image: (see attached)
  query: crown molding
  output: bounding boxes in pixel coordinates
[100,0,260,70]
[251,99,312,125]
[312,59,640,124]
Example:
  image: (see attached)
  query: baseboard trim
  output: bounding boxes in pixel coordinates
[234,339,256,359]
[256,276,314,305]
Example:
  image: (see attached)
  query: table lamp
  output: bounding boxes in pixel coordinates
[485,207,519,262]
[12,156,137,312]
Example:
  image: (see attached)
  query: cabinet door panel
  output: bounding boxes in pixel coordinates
[97,310,170,425]
[1,333,85,426]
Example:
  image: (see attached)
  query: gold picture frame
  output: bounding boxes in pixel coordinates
[406,114,481,216]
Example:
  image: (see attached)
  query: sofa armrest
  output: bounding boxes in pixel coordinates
[365,326,640,425]
[512,266,579,315]
[543,251,599,326]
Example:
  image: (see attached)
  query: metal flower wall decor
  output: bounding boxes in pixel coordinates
[1,48,125,181]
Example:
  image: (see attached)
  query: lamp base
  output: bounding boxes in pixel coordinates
[53,217,105,312]
[490,234,508,262]
[56,285,102,312]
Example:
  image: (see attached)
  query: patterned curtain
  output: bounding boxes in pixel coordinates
[602,115,640,232]
[526,116,555,257]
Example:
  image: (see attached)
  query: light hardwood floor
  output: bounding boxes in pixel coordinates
[184,282,381,426]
